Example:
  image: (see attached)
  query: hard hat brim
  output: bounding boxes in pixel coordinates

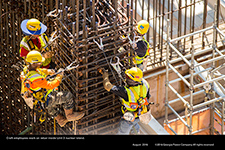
[21,19,47,35]
[25,56,45,63]
[136,27,144,35]
[41,57,45,63]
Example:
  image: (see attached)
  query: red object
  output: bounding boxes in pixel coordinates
[20,38,42,58]
[20,47,29,57]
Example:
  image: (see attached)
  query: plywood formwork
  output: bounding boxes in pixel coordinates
[164,108,211,135]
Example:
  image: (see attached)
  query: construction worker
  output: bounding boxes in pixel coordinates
[19,18,55,69]
[21,50,84,127]
[101,67,152,134]
[133,20,150,71]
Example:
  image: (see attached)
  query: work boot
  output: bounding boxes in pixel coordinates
[54,114,68,127]
[64,108,85,121]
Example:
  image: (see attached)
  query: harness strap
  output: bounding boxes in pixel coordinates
[129,84,143,102]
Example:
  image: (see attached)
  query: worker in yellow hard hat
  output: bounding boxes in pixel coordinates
[19,18,55,69]
[101,67,152,134]
[133,20,151,71]
[20,50,84,127]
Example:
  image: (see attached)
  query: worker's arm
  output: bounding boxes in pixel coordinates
[38,68,55,76]
[31,74,63,90]
[146,88,151,99]
[110,86,129,102]
[102,70,114,92]
[31,68,63,90]
[101,69,128,101]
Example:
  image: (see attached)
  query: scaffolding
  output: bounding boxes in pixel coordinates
[165,4,225,135]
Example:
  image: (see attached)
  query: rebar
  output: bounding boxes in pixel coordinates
[46,0,135,134]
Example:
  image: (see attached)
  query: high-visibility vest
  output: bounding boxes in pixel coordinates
[23,68,54,104]
[133,37,150,65]
[19,33,51,67]
[121,79,150,118]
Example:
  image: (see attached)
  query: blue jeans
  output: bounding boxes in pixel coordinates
[117,118,140,135]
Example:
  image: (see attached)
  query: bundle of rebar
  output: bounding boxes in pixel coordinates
[46,0,136,134]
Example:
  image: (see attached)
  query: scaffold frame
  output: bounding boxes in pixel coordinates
[165,4,225,135]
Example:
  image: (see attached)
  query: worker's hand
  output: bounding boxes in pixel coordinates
[47,69,55,75]
[42,51,52,58]
[57,68,64,76]
[103,70,109,79]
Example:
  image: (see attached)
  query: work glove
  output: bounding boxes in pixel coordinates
[55,68,64,83]
[102,69,114,92]
[47,69,55,75]
[103,70,109,79]
[57,68,64,76]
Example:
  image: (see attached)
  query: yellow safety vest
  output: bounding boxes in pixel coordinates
[133,37,150,65]
[19,33,51,67]
[23,68,53,103]
[121,79,150,118]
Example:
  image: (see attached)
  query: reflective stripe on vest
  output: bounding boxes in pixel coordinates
[25,69,52,102]
[20,34,51,66]
[20,33,49,52]
[27,73,43,92]
[121,79,149,112]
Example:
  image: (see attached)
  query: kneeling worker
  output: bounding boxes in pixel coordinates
[21,50,84,127]
[101,67,152,134]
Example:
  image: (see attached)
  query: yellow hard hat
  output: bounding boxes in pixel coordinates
[136,20,150,35]
[21,18,47,35]
[26,50,45,63]
[125,67,143,82]
[26,18,41,31]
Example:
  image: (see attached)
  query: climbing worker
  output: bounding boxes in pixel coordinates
[133,20,151,71]
[19,18,55,69]
[20,50,84,127]
[101,67,152,134]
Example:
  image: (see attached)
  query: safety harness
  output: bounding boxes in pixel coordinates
[122,81,149,121]
[23,69,52,123]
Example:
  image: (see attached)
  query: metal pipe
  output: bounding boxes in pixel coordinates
[170,26,214,43]
[215,27,225,38]
[18,126,32,135]
[165,19,170,125]
[168,84,190,108]
[169,67,212,84]
[169,47,213,65]
[222,101,224,135]
[214,47,223,56]
[194,74,225,89]
[189,44,195,135]
[193,95,225,110]
[166,103,190,128]
[168,63,190,87]
[169,90,204,105]
[165,123,177,135]
[168,42,191,66]
[194,55,225,68]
